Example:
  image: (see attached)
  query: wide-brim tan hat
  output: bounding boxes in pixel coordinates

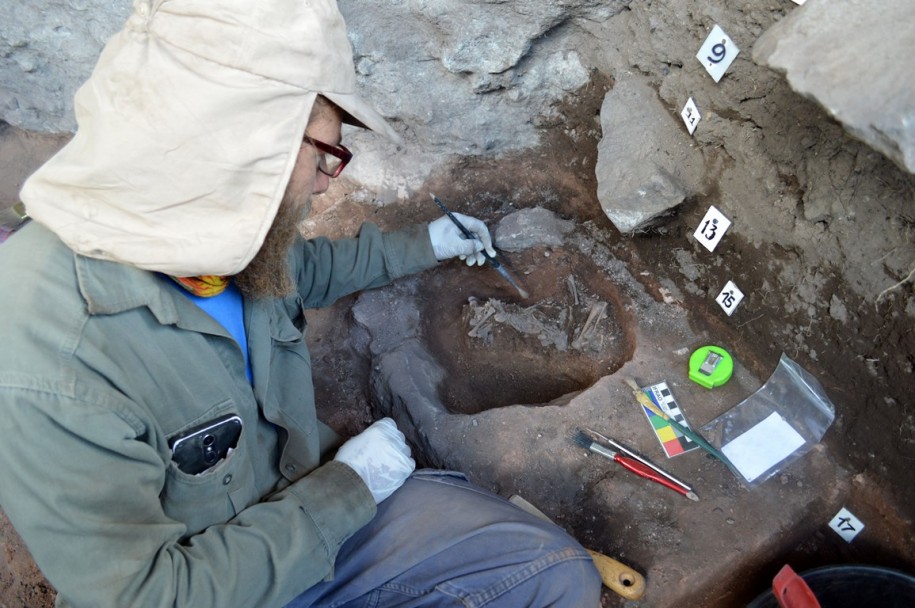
[21,0,399,277]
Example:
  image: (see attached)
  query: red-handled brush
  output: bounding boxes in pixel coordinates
[573,431,699,501]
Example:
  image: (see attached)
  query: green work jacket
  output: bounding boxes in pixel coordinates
[0,220,438,608]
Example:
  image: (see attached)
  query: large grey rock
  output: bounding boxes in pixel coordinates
[370,339,448,465]
[595,76,705,233]
[1,1,627,166]
[493,207,574,252]
[1,0,633,192]
[0,0,131,133]
[753,0,915,174]
[336,0,625,189]
[352,280,423,357]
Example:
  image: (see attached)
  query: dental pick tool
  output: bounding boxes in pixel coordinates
[430,194,529,299]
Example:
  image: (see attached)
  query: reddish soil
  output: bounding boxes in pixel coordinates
[419,247,636,414]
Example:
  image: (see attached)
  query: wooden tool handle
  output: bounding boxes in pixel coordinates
[508,494,646,600]
[586,549,646,600]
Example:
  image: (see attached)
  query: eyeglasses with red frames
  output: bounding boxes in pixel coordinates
[303,135,353,178]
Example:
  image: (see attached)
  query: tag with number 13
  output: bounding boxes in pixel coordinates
[694,206,731,252]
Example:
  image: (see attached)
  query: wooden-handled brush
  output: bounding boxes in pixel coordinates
[508,494,646,600]
[624,378,738,476]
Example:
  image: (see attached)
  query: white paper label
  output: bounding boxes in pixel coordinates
[716,280,744,316]
[829,507,865,542]
[681,97,701,135]
[791,0,807,5]
[722,412,805,483]
[694,205,731,252]
[697,24,739,83]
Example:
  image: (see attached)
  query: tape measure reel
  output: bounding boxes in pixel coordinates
[688,345,733,389]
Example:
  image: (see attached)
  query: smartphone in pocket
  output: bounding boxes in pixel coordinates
[169,414,243,475]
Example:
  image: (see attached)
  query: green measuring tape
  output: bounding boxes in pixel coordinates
[688,345,733,389]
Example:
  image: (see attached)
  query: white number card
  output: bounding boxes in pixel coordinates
[693,205,731,252]
[696,25,739,83]
[829,507,864,543]
[716,281,744,316]
[681,97,701,135]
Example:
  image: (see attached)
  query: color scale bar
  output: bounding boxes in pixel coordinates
[641,381,699,458]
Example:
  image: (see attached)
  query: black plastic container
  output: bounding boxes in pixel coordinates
[748,565,915,608]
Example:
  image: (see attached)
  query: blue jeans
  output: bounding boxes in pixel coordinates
[287,470,601,608]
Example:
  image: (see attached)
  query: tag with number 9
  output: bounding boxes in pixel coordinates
[696,24,739,83]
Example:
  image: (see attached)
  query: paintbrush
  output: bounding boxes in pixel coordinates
[623,378,738,475]
[430,194,530,299]
[573,430,699,501]
[584,428,695,495]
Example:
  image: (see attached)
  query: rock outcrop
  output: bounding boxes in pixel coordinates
[753,0,915,174]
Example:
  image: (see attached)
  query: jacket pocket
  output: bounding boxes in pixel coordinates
[161,426,256,538]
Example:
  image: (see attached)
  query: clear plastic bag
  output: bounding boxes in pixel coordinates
[701,353,836,487]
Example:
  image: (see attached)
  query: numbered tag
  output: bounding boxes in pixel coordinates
[829,507,864,543]
[693,205,731,252]
[696,24,739,83]
[716,281,744,316]
[681,97,701,135]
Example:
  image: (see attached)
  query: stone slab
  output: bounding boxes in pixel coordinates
[595,76,706,233]
[753,0,915,174]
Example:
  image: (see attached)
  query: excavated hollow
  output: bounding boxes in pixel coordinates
[419,246,636,414]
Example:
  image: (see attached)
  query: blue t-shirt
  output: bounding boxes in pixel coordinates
[175,281,252,382]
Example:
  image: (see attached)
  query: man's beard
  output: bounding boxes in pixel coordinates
[234,190,311,300]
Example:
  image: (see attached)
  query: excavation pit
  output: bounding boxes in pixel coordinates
[420,246,636,414]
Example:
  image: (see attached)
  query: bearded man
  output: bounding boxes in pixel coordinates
[0,1,601,607]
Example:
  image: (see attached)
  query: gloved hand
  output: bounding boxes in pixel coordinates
[333,417,415,504]
[428,213,497,266]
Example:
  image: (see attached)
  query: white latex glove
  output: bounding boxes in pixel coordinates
[333,417,415,504]
[428,213,497,266]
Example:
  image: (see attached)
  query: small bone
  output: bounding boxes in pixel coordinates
[567,276,580,306]
[468,305,498,337]
[571,301,607,350]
